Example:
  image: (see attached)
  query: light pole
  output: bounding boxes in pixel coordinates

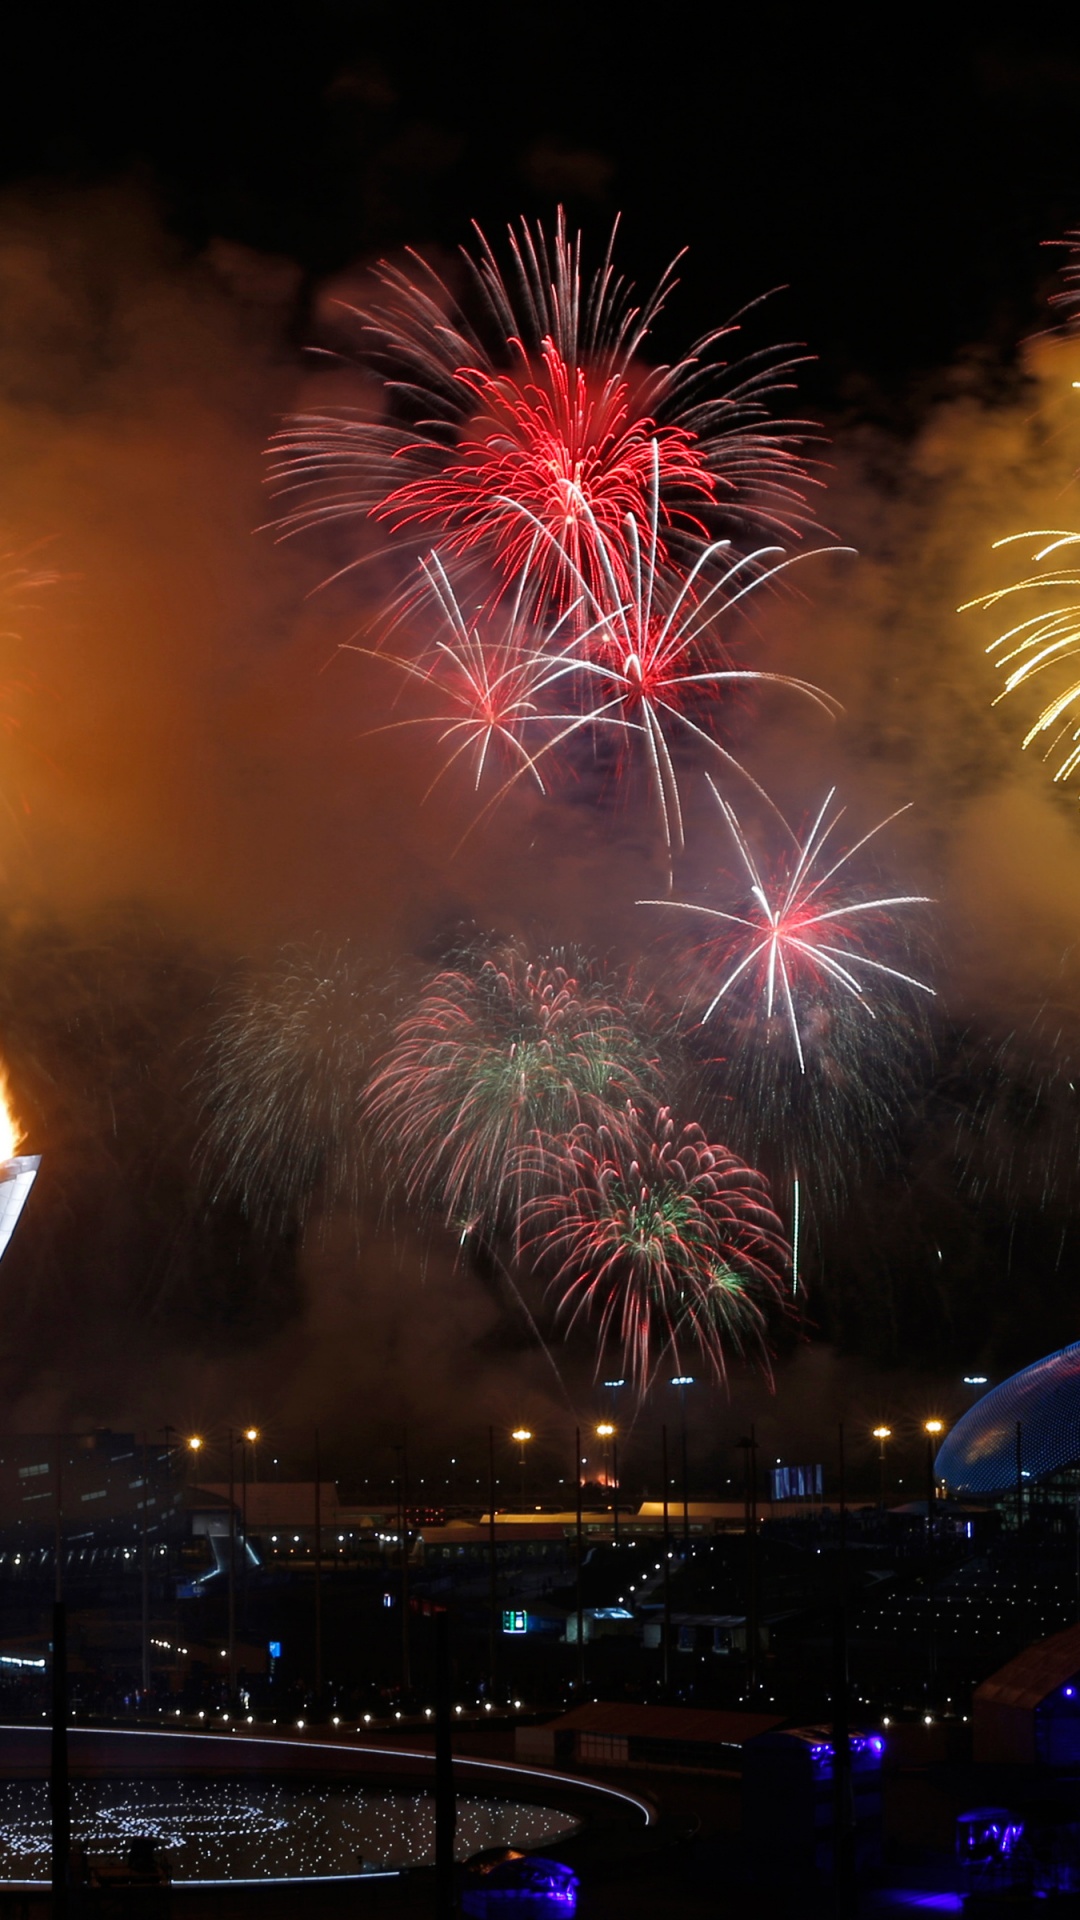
[924,1420,944,1547]
[574,1428,585,1689]
[872,1426,891,1510]
[487,1427,498,1700]
[392,1438,411,1695]
[240,1428,258,1635]
[511,1429,532,1510]
[671,1376,694,1554]
[924,1419,945,1697]
[314,1427,323,1703]
[738,1427,759,1696]
[596,1424,617,1543]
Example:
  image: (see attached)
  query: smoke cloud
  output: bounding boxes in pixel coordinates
[0,182,1077,1463]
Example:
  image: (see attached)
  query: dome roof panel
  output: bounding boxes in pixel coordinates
[936,1343,1080,1492]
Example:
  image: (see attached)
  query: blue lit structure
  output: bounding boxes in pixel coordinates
[934,1342,1080,1492]
[956,1809,1026,1892]
[1036,1678,1080,1765]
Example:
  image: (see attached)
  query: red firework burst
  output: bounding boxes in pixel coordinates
[371,334,716,606]
[519,1102,788,1390]
[269,210,821,610]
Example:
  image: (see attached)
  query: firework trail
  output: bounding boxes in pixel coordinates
[519,1101,788,1390]
[269,210,822,612]
[197,941,388,1235]
[962,532,1080,784]
[363,944,667,1236]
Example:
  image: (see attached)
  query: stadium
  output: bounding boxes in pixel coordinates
[936,1344,1080,1494]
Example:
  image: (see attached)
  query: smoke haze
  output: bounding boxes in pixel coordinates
[0,183,1078,1466]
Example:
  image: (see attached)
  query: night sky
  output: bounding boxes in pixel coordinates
[1,10,1080,1472]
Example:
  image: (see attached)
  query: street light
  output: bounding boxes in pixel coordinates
[596,1423,618,1543]
[187,1435,203,1453]
[511,1429,532,1509]
[670,1377,695,1553]
[872,1427,891,1509]
[923,1419,946,1702]
[239,1428,259,1634]
[924,1421,944,1542]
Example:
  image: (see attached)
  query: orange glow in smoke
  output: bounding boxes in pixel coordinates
[0,1068,23,1162]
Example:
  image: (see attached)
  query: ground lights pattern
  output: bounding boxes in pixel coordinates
[0,1780,579,1883]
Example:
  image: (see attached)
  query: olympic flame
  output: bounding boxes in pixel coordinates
[0,1066,23,1162]
[0,1061,38,1267]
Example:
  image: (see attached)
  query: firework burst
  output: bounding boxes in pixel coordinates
[197,942,387,1235]
[640,783,935,1208]
[963,532,1080,783]
[269,210,821,611]
[641,780,933,1069]
[363,944,666,1234]
[519,1101,788,1389]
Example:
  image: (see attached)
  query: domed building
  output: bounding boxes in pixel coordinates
[935,1343,1080,1494]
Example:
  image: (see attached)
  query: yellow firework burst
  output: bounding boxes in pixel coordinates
[963,530,1080,782]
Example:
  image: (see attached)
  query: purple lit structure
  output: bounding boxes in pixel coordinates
[461,1853,577,1918]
